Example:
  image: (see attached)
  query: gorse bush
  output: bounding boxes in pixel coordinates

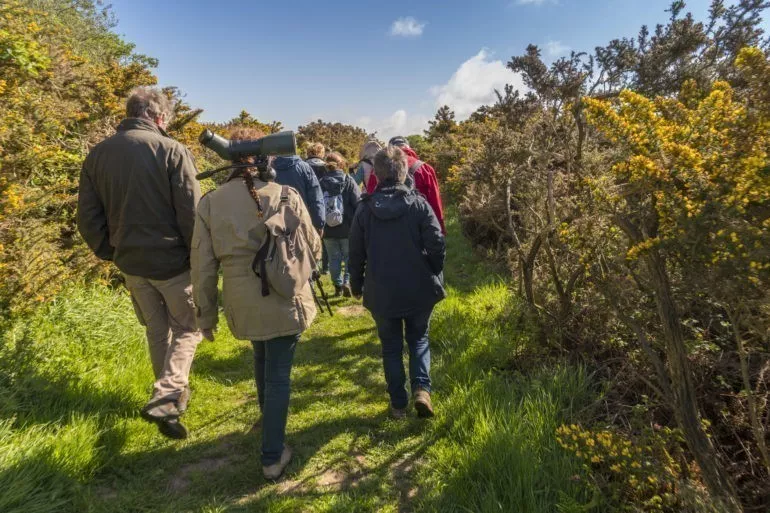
[0,0,159,315]
[420,1,770,510]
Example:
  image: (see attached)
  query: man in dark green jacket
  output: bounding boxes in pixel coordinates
[77,86,203,440]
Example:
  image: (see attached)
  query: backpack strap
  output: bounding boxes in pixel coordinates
[252,244,271,297]
[248,185,292,299]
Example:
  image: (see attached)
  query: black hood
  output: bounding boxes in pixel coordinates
[320,170,346,195]
[365,183,415,221]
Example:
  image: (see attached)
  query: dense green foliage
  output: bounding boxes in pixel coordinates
[420,1,770,510]
[296,120,377,163]
[0,0,161,314]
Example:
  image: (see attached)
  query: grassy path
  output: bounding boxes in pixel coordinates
[1,211,595,512]
[80,214,485,513]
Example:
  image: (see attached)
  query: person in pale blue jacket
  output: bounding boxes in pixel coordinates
[272,156,325,232]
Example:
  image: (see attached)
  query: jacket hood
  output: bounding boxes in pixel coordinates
[366,183,414,220]
[272,155,302,170]
[320,170,345,195]
[306,157,326,167]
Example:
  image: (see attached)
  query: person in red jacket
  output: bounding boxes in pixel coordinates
[366,136,446,234]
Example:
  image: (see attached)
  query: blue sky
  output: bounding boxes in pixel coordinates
[111,0,731,139]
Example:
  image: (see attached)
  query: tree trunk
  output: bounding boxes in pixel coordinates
[643,250,742,513]
[520,256,536,309]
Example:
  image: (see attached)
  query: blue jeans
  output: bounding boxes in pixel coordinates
[373,309,433,410]
[252,334,299,466]
[324,238,349,287]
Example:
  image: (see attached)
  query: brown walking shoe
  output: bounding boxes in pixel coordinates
[342,285,352,298]
[413,389,434,418]
[263,445,293,480]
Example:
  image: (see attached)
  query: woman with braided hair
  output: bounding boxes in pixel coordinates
[191,127,322,480]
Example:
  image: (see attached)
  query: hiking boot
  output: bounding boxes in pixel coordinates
[177,385,192,415]
[390,406,408,420]
[342,285,352,298]
[334,285,343,297]
[413,389,434,418]
[140,401,189,440]
[263,445,293,480]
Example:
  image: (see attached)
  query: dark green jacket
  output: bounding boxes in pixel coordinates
[77,118,201,280]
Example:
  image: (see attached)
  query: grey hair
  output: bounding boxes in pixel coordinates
[373,145,408,184]
[126,86,174,121]
[359,140,382,160]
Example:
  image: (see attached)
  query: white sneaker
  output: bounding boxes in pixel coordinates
[263,445,293,480]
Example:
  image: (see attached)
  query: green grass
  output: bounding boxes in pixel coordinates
[0,211,597,512]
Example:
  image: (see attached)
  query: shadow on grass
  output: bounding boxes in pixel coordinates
[1,370,138,427]
[86,411,434,513]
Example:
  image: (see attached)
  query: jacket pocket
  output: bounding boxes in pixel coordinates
[129,293,146,326]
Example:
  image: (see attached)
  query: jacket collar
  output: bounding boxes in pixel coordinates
[117,117,170,138]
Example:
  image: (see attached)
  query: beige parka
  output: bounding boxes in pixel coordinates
[191,177,322,341]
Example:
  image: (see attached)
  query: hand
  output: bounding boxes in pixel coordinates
[201,328,215,342]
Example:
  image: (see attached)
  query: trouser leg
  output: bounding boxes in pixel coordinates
[261,334,299,466]
[148,271,202,404]
[124,273,172,383]
[404,309,433,394]
[339,238,350,286]
[324,238,344,287]
[374,315,408,409]
[252,340,266,413]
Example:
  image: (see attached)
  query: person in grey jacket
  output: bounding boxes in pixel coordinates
[272,155,325,232]
[349,146,446,420]
[77,86,202,440]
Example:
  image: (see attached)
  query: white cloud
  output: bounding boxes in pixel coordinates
[390,17,426,37]
[544,40,571,58]
[429,49,524,119]
[357,110,430,141]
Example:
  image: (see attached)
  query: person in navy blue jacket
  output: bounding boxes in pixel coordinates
[349,145,446,419]
[272,155,325,232]
[319,152,361,297]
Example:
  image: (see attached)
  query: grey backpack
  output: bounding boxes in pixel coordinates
[252,186,316,298]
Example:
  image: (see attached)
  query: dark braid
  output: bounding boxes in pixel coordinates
[239,168,264,217]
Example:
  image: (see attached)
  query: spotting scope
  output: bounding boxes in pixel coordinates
[196,129,298,180]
